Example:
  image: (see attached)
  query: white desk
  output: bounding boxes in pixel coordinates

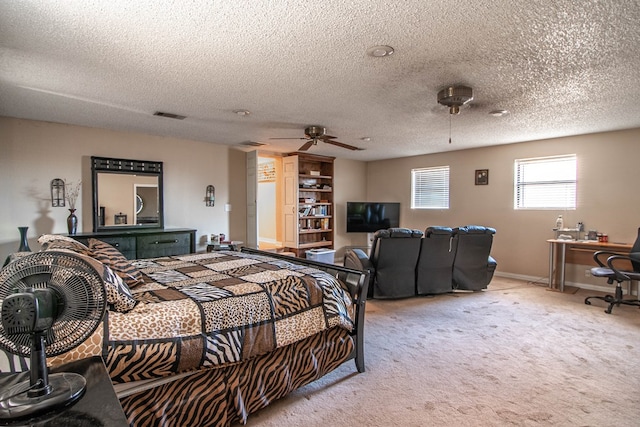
[547,239,632,292]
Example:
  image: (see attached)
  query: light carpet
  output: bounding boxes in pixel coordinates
[242,277,640,427]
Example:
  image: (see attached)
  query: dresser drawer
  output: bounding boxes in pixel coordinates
[136,232,191,258]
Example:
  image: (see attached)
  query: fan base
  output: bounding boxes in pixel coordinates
[0,372,86,420]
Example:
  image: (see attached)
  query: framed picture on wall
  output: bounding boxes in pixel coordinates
[475,169,489,185]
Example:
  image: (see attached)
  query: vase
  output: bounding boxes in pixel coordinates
[67,209,78,235]
[17,226,31,252]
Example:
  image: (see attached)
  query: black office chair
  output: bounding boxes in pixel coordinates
[585,227,640,314]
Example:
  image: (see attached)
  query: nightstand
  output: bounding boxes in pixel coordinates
[207,241,244,252]
[0,356,128,426]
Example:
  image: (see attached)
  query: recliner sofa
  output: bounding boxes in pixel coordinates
[345,225,497,299]
[345,227,424,299]
[416,226,458,295]
[451,225,497,291]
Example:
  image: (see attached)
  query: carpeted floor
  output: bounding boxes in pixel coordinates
[242,277,640,427]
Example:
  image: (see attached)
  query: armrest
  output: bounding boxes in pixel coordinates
[606,252,640,282]
[593,250,625,267]
[487,255,497,272]
[344,249,374,273]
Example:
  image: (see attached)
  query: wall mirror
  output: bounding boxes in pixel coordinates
[91,156,164,232]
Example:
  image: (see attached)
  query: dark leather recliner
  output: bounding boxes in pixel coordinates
[344,227,424,299]
[452,225,497,291]
[416,226,457,295]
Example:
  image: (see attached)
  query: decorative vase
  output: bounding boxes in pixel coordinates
[67,209,78,235]
[17,226,31,252]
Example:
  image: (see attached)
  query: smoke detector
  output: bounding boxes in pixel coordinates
[437,86,474,114]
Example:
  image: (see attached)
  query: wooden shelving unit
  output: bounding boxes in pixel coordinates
[283,153,335,257]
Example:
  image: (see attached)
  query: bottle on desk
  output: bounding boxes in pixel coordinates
[555,215,564,230]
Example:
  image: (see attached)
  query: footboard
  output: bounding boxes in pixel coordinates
[240,248,370,372]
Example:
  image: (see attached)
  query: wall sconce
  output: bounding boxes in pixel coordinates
[51,178,65,207]
[205,185,215,207]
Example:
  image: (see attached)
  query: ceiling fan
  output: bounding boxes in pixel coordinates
[270,126,361,151]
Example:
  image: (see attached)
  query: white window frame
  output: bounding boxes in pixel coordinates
[514,154,577,210]
[411,166,450,209]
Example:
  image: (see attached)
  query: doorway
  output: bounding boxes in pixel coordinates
[257,155,284,250]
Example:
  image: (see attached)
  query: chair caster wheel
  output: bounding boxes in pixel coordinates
[584,299,592,305]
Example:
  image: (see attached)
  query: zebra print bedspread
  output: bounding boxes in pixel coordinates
[99,251,354,384]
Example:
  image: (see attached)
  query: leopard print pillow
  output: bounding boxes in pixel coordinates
[88,238,144,288]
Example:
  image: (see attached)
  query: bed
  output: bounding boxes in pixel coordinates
[0,241,369,427]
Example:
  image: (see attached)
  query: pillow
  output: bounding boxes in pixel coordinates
[101,264,137,313]
[38,234,90,255]
[88,238,144,288]
[45,249,137,313]
[37,234,81,245]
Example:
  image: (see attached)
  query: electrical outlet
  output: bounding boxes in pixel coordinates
[584,269,591,278]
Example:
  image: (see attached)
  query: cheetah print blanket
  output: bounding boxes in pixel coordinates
[48,251,355,384]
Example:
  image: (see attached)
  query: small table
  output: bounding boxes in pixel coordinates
[0,356,128,426]
[207,241,244,252]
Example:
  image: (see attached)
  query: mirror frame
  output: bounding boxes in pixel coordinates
[91,156,164,232]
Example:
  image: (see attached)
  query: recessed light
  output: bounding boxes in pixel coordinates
[367,45,394,57]
[361,137,371,142]
[489,109,508,117]
[233,109,251,116]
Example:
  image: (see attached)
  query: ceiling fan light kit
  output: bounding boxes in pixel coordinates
[437,85,474,115]
[270,125,361,151]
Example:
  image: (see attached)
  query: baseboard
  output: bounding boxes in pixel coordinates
[494,271,638,296]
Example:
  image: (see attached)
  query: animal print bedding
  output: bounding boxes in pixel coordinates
[99,251,355,383]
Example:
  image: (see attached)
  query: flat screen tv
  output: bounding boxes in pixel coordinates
[346,202,400,233]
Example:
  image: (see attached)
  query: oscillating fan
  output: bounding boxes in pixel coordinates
[0,251,106,420]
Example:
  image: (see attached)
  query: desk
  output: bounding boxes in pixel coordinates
[547,239,632,292]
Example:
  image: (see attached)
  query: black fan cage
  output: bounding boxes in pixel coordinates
[0,251,106,357]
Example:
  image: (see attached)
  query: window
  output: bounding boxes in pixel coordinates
[514,155,576,209]
[411,166,450,209]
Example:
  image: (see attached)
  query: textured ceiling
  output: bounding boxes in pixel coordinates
[1,1,639,161]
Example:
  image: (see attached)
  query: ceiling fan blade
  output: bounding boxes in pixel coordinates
[269,137,307,140]
[319,135,337,140]
[299,140,314,151]
[323,139,362,151]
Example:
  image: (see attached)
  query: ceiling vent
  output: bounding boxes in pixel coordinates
[240,141,267,147]
[437,86,473,115]
[153,111,186,120]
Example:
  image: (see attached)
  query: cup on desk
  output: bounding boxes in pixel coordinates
[599,234,608,243]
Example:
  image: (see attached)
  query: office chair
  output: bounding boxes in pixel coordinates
[585,227,640,314]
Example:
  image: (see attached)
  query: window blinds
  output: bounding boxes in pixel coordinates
[411,166,450,209]
[515,155,576,209]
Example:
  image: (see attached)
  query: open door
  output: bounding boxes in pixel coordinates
[246,151,258,249]
[282,155,298,249]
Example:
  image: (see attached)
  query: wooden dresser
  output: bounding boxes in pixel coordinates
[72,228,196,259]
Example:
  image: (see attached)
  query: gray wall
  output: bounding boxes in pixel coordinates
[365,128,640,288]
[2,115,638,293]
[0,117,247,259]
